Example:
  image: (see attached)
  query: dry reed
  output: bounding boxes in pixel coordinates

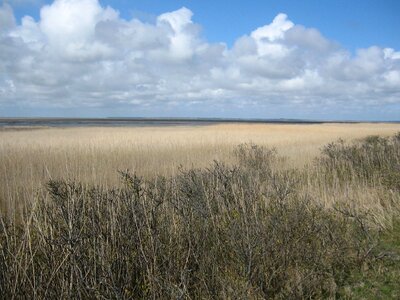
[0,125,399,298]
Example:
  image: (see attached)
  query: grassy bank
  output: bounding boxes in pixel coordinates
[0,130,399,298]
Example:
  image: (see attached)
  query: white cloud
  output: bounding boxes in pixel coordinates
[251,13,293,42]
[285,25,334,53]
[383,48,400,60]
[0,3,16,31]
[0,0,399,119]
[156,7,202,60]
[383,70,400,86]
[250,13,293,58]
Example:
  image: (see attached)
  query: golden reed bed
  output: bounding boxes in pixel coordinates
[1,123,400,214]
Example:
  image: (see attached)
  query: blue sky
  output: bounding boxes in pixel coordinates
[1,0,400,120]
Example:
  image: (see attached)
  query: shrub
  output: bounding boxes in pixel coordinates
[319,133,400,190]
[0,142,381,299]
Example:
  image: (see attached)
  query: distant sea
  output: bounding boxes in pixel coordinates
[0,118,330,128]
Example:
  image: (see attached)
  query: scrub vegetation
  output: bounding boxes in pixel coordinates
[0,124,399,298]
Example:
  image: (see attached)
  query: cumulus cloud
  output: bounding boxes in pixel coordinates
[0,0,399,119]
[0,3,16,31]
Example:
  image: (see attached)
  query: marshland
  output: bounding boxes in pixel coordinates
[1,123,400,298]
[2,0,400,298]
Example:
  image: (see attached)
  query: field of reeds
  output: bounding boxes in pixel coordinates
[1,123,400,298]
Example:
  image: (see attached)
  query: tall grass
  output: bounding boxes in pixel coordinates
[1,132,399,298]
[1,123,400,216]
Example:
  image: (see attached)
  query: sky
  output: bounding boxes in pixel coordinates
[0,0,399,120]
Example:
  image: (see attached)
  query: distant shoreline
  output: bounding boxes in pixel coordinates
[1,117,398,128]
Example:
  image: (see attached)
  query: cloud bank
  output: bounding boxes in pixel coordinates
[1,0,399,119]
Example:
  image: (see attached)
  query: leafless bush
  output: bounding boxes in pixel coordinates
[1,138,388,299]
[319,134,400,191]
